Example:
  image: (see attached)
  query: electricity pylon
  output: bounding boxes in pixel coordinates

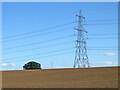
[73,10,90,68]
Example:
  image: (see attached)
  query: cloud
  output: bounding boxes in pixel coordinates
[1,63,16,67]
[114,62,118,65]
[102,62,113,65]
[101,52,116,56]
[10,63,16,67]
[1,63,8,67]
[91,61,117,66]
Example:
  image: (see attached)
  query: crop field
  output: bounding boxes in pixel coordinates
[2,67,118,88]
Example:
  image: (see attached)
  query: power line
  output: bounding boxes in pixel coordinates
[3,35,74,50]
[86,22,118,26]
[4,6,117,31]
[3,32,119,43]
[82,7,118,11]
[2,32,119,43]
[88,37,118,39]
[2,36,118,51]
[2,48,118,63]
[88,46,118,48]
[2,41,118,55]
[3,22,74,39]
[3,47,75,60]
[3,41,74,54]
[2,30,118,43]
[85,19,118,22]
[2,50,74,63]
[2,27,73,42]
[2,45,118,55]
[88,49,118,50]
[89,33,118,36]
[2,19,118,41]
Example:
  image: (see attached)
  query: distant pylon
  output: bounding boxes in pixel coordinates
[73,10,90,68]
[51,61,53,69]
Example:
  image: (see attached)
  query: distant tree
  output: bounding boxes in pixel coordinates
[23,61,41,70]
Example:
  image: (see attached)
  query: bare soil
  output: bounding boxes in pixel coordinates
[2,67,118,88]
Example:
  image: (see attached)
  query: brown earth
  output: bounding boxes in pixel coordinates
[2,67,119,88]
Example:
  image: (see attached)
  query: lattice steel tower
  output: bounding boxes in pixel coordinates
[73,10,90,68]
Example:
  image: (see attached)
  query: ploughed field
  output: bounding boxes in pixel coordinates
[2,67,118,88]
